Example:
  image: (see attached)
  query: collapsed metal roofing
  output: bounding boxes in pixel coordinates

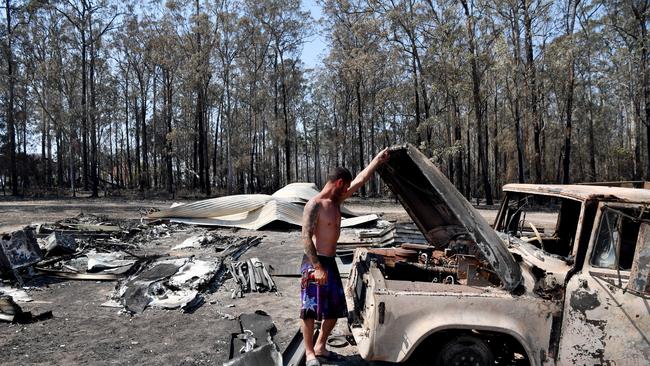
[148,183,377,230]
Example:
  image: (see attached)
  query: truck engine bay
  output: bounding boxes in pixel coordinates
[365,240,502,287]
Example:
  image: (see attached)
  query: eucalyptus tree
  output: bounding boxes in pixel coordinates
[458,0,494,203]
[248,0,310,187]
[603,0,649,179]
[148,15,183,195]
[2,0,29,195]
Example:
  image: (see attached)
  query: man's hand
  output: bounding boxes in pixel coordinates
[312,264,328,285]
[375,147,389,165]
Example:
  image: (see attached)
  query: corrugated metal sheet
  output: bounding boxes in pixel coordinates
[270,182,319,203]
[340,214,379,228]
[148,183,367,229]
[148,194,272,219]
[168,210,377,230]
[270,182,358,216]
[166,199,302,230]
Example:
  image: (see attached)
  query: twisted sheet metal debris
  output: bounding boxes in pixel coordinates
[0,284,32,303]
[148,183,377,230]
[228,257,276,297]
[0,294,52,323]
[44,232,77,256]
[116,257,220,313]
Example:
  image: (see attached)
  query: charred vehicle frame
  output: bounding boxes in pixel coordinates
[345,144,650,366]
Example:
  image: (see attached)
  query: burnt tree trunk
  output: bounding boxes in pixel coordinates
[460,0,492,205]
[125,72,133,188]
[139,74,149,190]
[81,27,89,191]
[523,0,542,183]
[5,0,18,195]
[454,99,464,193]
[562,0,579,184]
[631,2,650,180]
[163,69,174,196]
[356,79,366,197]
[280,53,292,185]
[89,14,99,198]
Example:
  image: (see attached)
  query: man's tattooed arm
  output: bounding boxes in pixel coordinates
[301,199,321,266]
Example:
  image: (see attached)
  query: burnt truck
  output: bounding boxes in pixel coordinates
[345,144,650,366]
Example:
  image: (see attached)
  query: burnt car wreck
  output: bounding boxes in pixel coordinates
[345,144,650,366]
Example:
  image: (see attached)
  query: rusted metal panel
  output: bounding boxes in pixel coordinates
[559,274,650,365]
[576,180,648,189]
[377,144,522,291]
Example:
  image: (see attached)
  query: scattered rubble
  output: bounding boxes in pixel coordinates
[117,257,220,313]
[0,201,406,364]
[225,310,282,366]
[0,294,52,324]
[1,213,268,318]
[0,284,32,303]
[337,222,426,249]
[44,232,77,257]
[227,258,276,298]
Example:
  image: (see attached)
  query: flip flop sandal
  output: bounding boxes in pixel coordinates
[305,358,321,366]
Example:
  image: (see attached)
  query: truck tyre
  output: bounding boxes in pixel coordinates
[435,335,494,366]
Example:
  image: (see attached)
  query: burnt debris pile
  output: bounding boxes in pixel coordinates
[1,213,267,320]
[226,257,277,298]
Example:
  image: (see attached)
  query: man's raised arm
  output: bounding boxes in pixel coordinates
[342,148,389,200]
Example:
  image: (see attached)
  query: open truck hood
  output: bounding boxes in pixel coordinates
[377,144,523,291]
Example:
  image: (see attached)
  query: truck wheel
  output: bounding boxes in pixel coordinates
[435,335,494,366]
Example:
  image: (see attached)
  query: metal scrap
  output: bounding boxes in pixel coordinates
[227,257,276,297]
[0,294,52,324]
[44,232,77,257]
[226,311,282,366]
[116,257,220,313]
[148,182,375,230]
[0,230,43,271]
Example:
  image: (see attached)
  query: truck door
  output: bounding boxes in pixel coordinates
[558,203,650,365]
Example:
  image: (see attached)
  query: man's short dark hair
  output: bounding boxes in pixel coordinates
[327,167,352,183]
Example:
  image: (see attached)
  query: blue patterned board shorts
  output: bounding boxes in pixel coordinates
[299,254,347,320]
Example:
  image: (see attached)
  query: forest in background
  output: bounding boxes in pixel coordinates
[1,0,648,203]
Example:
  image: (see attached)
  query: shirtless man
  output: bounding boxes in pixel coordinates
[300,149,389,366]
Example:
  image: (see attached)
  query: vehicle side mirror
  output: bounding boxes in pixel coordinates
[628,222,650,295]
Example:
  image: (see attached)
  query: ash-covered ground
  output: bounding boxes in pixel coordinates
[0,196,547,366]
[1,198,419,366]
